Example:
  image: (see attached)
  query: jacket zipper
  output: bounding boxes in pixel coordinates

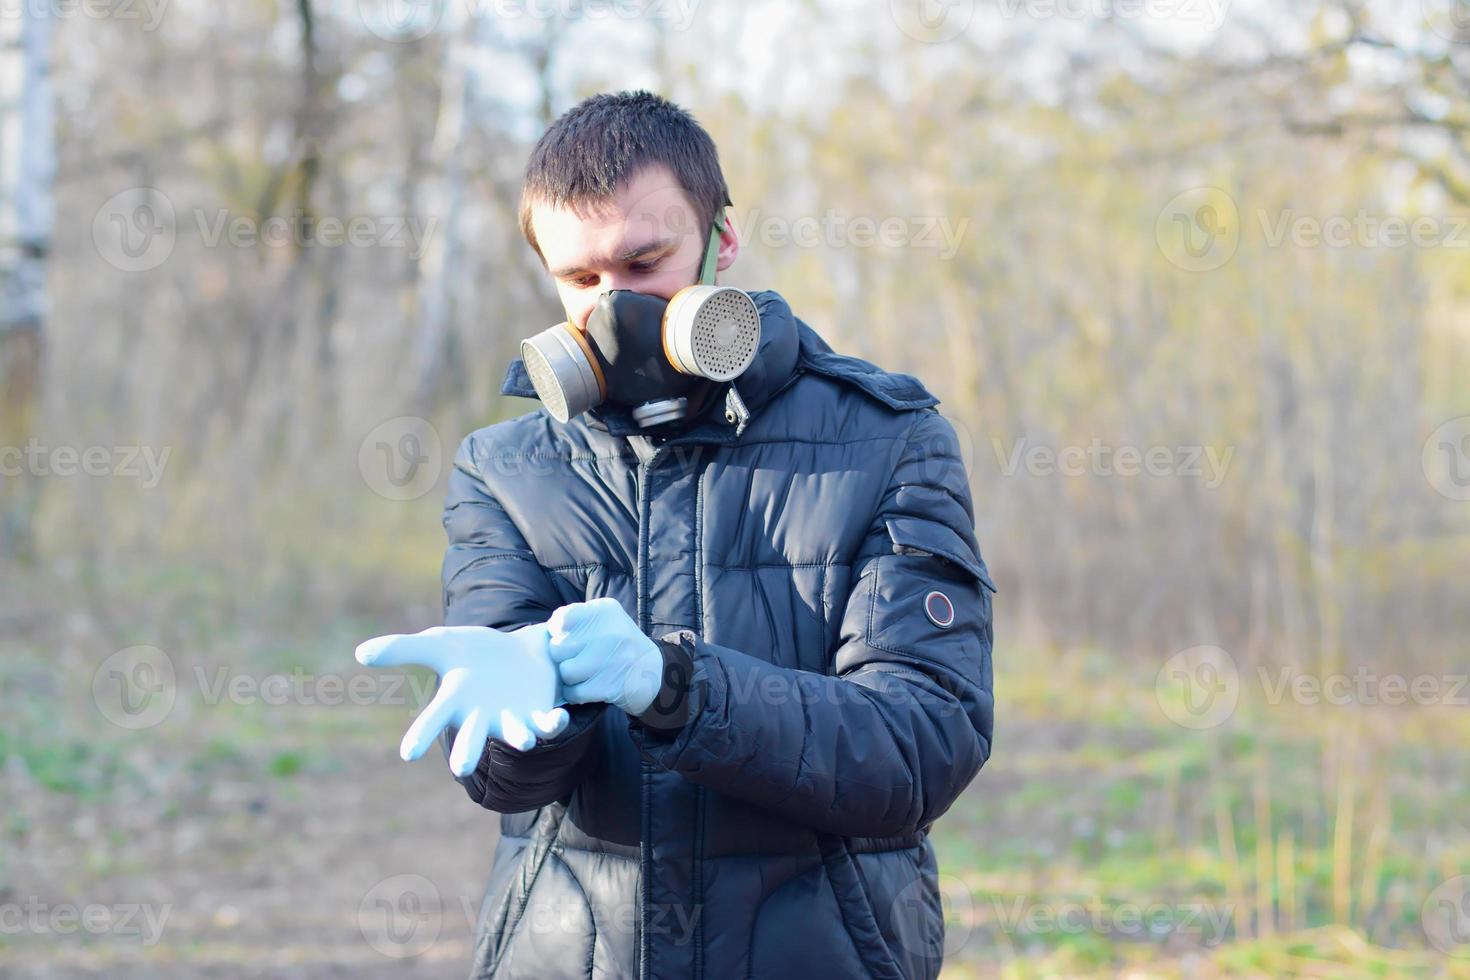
[637,439,710,980]
[636,444,666,980]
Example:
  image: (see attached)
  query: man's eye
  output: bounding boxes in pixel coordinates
[571,274,598,288]
[629,260,657,273]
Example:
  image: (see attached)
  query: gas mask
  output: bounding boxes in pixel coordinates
[520,215,761,427]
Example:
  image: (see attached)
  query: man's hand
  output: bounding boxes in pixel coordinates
[354,624,571,777]
[548,597,663,715]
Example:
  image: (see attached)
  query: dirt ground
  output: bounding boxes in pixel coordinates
[0,564,505,977]
[4,737,506,978]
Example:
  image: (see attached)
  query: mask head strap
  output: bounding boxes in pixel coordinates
[698,210,726,287]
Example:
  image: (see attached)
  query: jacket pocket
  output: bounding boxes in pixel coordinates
[747,860,875,979]
[817,835,907,980]
[850,844,946,980]
[864,521,994,667]
[485,851,597,979]
[884,517,997,594]
[478,805,568,978]
[474,831,532,940]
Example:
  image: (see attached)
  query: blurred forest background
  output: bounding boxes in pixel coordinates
[2,0,1469,976]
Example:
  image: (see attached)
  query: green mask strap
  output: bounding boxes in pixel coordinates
[698,211,726,287]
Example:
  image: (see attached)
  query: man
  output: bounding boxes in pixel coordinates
[358,91,997,980]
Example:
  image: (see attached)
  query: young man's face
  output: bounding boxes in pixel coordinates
[530,163,739,331]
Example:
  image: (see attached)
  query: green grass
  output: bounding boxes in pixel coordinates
[925,640,1470,976]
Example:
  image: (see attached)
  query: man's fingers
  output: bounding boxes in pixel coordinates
[355,628,450,674]
[448,707,492,778]
[547,604,589,644]
[547,611,595,663]
[548,597,619,642]
[556,651,601,686]
[530,708,570,738]
[562,679,615,706]
[498,709,535,752]
[399,683,460,762]
[546,634,581,663]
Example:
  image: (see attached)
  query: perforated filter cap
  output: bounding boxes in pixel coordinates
[663,285,761,382]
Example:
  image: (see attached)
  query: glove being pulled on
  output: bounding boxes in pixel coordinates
[354,623,570,777]
[548,597,663,716]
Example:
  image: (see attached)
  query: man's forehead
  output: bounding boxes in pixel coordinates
[532,168,701,269]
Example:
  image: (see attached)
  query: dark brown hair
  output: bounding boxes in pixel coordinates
[518,90,731,262]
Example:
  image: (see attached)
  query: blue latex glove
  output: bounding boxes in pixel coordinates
[354,623,571,777]
[548,597,663,715]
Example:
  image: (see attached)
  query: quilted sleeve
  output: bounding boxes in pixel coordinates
[626,410,996,838]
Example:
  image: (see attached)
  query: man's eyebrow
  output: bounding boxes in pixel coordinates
[549,237,680,279]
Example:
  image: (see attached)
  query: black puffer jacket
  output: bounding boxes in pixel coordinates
[438,290,997,979]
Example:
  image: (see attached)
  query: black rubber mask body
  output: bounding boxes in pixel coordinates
[584,289,703,409]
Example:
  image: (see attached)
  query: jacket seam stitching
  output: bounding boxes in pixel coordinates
[711,560,842,570]
[543,558,605,575]
[455,555,628,577]
[619,845,914,859]
[480,436,900,459]
[690,434,901,448]
[480,449,635,462]
[454,553,536,569]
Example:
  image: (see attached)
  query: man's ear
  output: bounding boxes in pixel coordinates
[714,208,740,274]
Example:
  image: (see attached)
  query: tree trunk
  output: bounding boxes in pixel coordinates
[0,5,53,562]
[412,14,474,410]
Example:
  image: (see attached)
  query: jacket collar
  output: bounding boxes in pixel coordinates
[500,289,804,441]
